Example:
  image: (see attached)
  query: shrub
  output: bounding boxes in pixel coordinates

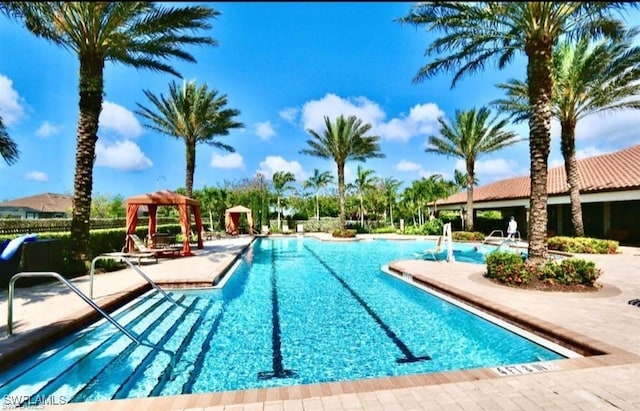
[485,251,532,286]
[547,236,618,254]
[332,229,357,238]
[452,231,485,242]
[538,258,602,287]
[372,226,397,234]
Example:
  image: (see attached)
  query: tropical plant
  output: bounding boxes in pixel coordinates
[303,168,334,221]
[0,116,19,165]
[399,2,634,265]
[300,115,384,234]
[2,2,218,266]
[136,80,243,198]
[381,177,402,226]
[352,165,377,227]
[493,31,640,236]
[427,107,521,231]
[272,171,296,229]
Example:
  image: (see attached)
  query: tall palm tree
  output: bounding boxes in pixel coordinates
[303,168,334,221]
[428,107,521,230]
[272,171,296,230]
[493,32,640,237]
[353,165,376,227]
[300,115,384,234]
[399,2,633,264]
[136,80,243,198]
[0,116,19,165]
[2,2,218,265]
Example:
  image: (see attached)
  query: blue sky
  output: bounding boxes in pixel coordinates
[1,2,640,201]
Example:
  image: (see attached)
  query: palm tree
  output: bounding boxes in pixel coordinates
[303,168,334,221]
[136,80,243,198]
[272,171,296,230]
[493,32,640,237]
[2,3,218,265]
[381,177,402,227]
[399,2,633,264]
[427,107,521,231]
[300,115,384,234]
[353,165,377,227]
[0,116,19,165]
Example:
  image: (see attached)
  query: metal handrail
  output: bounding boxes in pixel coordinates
[90,254,178,307]
[7,272,140,344]
[481,230,504,247]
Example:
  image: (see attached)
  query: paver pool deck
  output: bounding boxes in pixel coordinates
[1,234,639,410]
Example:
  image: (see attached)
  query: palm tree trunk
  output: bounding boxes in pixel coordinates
[337,162,346,233]
[277,195,281,229]
[526,42,553,265]
[185,141,196,198]
[390,204,394,228]
[560,121,585,237]
[316,192,320,221]
[466,161,475,232]
[360,195,364,227]
[70,56,103,266]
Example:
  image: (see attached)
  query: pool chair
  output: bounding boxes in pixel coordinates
[282,224,291,234]
[127,234,182,259]
[261,225,270,235]
[414,236,444,261]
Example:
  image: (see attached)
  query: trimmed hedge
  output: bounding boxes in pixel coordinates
[452,231,485,242]
[332,229,357,238]
[548,236,618,254]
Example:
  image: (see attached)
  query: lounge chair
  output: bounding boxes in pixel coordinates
[261,225,270,235]
[296,224,304,234]
[282,224,291,234]
[127,234,182,258]
[414,236,444,261]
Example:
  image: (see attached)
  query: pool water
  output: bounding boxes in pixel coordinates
[0,237,565,404]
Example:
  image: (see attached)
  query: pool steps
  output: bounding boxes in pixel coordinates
[0,292,229,405]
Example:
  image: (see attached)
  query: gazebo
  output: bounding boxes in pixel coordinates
[224,205,254,235]
[125,190,204,256]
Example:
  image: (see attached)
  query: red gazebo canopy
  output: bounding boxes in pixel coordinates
[124,190,203,256]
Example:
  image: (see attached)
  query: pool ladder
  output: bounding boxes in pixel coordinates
[6,256,180,358]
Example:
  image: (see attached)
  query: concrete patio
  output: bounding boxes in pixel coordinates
[0,234,639,410]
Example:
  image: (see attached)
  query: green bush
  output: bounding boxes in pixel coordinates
[452,231,485,241]
[332,229,357,238]
[402,220,444,236]
[485,251,532,286]
[538,258,602,287]
[547,236,618,254]
[372,226,397,234]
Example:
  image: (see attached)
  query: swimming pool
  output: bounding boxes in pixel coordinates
[0,237,572,404]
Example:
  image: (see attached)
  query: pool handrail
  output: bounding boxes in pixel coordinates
[7,271,141,345]
[90,254,179,307]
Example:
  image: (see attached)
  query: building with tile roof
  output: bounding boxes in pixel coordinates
[0,193,73,219]
[435,144,640,243]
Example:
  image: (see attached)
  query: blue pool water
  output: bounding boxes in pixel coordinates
[0,237,565,404]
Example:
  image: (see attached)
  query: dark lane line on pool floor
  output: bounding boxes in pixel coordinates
[304,245,431,364]
[258,242,297,380]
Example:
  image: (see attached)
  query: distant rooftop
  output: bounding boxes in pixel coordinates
[438,144,640,206]
[0,193,73,213]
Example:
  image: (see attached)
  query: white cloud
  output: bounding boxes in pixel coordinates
[99,101,143,139]
[35,121,61,137]
[395,160,423,172]
[456,158,525,183]
[24,170,48,182]
[95,139,153,171]
[576,145,609,159]
[302,93,386,133]
[257,155,307,182]
[279,107,299,123]
[379,103,444,142]
[255,121,276,140]
[211,152,245,169]
[300,94,445,143]
[0,74,26,126]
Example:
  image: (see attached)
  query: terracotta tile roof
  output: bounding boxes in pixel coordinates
[438,144,640,206]
[0,193,73,213]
